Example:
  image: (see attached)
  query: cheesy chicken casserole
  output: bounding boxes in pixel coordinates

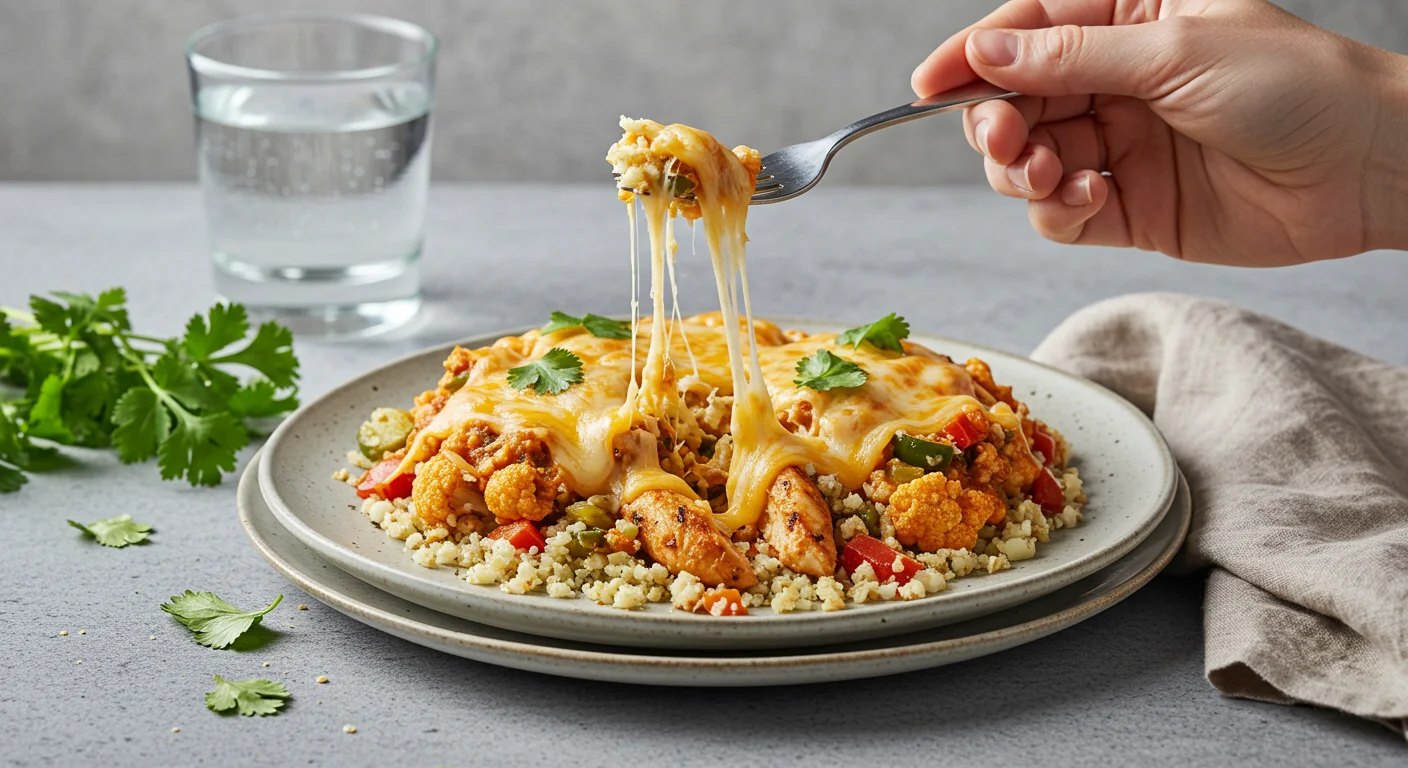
[344,118,1086,616]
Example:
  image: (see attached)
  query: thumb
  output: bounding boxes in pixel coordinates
[965,23,1189,99]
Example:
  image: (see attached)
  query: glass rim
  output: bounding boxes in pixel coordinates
[185,11,438,83]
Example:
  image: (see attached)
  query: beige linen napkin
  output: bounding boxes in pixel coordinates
[1030,293,1408,734]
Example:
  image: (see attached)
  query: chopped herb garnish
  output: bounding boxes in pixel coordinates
[161,591,282,649]
[836,313,910,354]
[541,311,631,340]
[67,514,153,547]
[793,350,868,391]
[205,675,290,716]
[506,348,584,395]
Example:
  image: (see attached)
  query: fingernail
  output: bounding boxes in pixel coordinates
[970,30,1020,67]
[1061,175,1093,206]
[1007,155,1033,193]
[975,120,992,157]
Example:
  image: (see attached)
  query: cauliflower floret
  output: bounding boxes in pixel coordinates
[411,453,463,527]
[483,462,555,521]
[889,474,1005,553]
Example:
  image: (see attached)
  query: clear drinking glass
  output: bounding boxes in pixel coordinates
[186,13,437,338]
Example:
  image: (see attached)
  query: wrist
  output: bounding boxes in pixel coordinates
[1363,51,1408,252]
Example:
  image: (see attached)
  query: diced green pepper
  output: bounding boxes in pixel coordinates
[565,501,614,530]
[356,408,414,461]
[888,462,925,485]
[567,528,605,557]
[669,175,696,198]
[444,372,469,392]
[892,432,956,472]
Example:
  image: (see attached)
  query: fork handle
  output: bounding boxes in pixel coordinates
[827,81,1019,152]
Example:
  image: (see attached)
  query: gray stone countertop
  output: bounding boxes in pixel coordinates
[1,183,1403,766]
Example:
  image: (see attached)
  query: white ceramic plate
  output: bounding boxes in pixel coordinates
[242,450,1191,686]
[259,320,1177,650]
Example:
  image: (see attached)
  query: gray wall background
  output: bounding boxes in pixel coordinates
[2,0,1405,184]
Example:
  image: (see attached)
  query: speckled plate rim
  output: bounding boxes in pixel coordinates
[240,449,1192,686]
[258,318,1178,650]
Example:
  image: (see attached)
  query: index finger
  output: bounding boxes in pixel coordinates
[910,0,1119,97]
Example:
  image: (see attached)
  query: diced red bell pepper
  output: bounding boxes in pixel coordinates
[943,411,987,450]
[1031,467,1065,516]
[355,457,414,500]
[487,520,548,552]
[841,534,923,585]
[1031,426,1058,466]
[701,588,748,617]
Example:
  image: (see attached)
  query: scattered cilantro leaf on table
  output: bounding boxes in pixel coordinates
[836,313,910,354]
[507,348,584,394]
[541,311,631,340]
[205,675,290,716]
[0,289,300,491]
[67,514,152,547]
[793,349,869,391]
[161,591,283,649]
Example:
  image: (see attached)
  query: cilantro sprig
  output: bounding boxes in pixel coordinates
[836,313,910,354]
[161,591,283,649]
[541,311,631,340]
[0,289,300,490]
[793,349,868,391]
[507,348,584,395]
[206,675,290,717]
[67,514,153,547]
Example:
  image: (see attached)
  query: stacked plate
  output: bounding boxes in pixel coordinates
[242,321,1189,686]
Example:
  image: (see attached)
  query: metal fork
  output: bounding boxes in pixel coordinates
[748,80,1017,204]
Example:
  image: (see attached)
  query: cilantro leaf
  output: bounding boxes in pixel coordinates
[26,374,73,442]
[158,411,247,487]
[111,388,170,463]
[793,349,869,391]
[162,591,283,649]
[210,321,299,389]
[836,313,910,354]
[541,312,631,340]
[507,348,584,395]
[542,311,584,335]
[228,379,298,419]
[205,675,290,717]
[67,514,153,547]
[0,464,23,492]
[182,303,249,360]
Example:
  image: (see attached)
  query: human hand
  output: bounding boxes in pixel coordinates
[912,0,1408,266]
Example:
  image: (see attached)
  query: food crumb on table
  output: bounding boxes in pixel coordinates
[262,662,270,667]
[297,604,308,610]
[343,724,357,734]
[78,630,86,635]
[170,728,180,733]
[316,676,328,684]
[58,631,67,636]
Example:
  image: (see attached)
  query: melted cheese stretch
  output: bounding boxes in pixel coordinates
[404,118,1013,531]
[405,316,1015,525]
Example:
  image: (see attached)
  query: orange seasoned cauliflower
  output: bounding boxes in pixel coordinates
[889,473,1005,552]
[484,462,556,522]
[411,452,477,527]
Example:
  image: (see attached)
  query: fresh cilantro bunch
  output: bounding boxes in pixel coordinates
[0,288,300,491]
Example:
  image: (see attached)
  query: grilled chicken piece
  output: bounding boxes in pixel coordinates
[758,467,837,577]
[625,490,757,589]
